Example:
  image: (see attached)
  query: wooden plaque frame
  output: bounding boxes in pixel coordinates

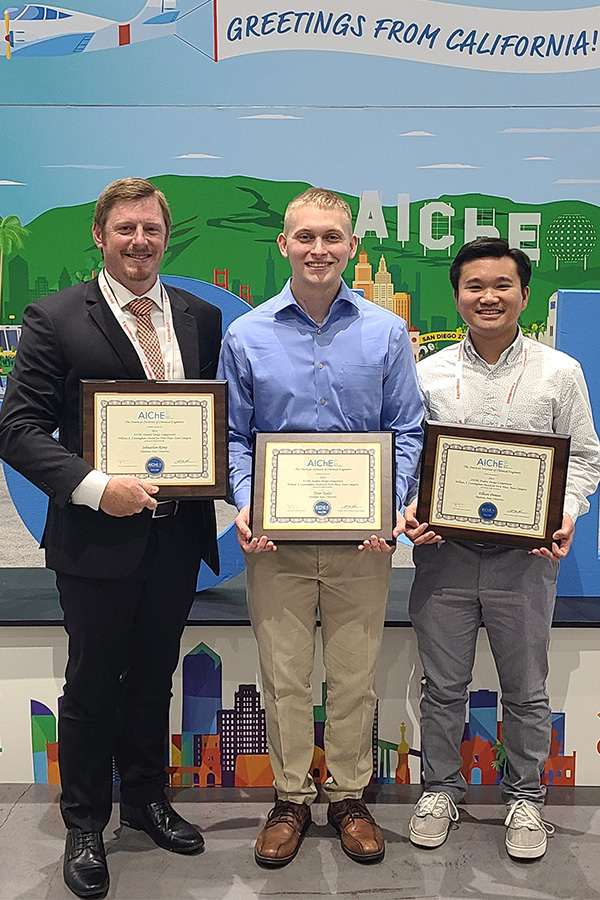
[251,431,395,543]
[416,421,570,550]
[81,379,228,498]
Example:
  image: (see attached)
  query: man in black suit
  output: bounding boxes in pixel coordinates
[0,178,221,898]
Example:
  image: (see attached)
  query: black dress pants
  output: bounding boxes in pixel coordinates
[56,511,203,832]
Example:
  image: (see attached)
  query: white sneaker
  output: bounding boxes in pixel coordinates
[409,791,459,848]
[504,800,554,859]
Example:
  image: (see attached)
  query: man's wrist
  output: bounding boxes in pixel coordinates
[235,494,252,512]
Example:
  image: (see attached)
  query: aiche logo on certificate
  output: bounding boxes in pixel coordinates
[146,457,165,476]
[478,502,498,521]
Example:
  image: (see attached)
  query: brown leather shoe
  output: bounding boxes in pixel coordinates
[328,798,384,863]
[254,800,311,868]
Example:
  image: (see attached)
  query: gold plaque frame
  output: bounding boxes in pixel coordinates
[251,431,395,542]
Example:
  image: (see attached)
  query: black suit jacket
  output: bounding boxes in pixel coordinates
[0,278,221,579]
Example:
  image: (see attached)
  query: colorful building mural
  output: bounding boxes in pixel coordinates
[28,641,576,789]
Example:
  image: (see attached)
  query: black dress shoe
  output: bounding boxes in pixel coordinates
[120,799,205,854]
[63,829,109,898]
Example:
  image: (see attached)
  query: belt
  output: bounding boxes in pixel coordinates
[152,499,179,518]
[455,539,503,550]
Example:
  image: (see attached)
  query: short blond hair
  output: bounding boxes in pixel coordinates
[94,178,171,236]
[283,188,353,236]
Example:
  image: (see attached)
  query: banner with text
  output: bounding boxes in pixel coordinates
[215,0,600,72]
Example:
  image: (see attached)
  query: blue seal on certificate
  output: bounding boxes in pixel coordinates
[146,457,165,475]
[313,500,331,517]
[478,502,498,521]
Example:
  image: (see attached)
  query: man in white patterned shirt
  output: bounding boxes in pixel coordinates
[405,237,600,860]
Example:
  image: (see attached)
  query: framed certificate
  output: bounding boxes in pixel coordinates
[251,431,395,542]
[81,380,228,498]
[416,421,570,550]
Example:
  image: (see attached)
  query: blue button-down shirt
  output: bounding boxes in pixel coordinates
[217,279,424,510]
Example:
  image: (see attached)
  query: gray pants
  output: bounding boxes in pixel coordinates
[409,540,558,808]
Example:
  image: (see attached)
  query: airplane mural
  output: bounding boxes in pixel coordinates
[3,0,179,58]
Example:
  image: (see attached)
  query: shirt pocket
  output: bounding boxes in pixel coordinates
[341,363,384,424]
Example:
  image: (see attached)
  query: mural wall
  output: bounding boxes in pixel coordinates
[1,1,600,782]
[1,627,599,786]
[2,0,600,566]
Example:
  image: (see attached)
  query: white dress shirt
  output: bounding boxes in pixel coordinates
[71,270,183,510]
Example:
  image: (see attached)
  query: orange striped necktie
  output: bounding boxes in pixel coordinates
[127,297,165,379]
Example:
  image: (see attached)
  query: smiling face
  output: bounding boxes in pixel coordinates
[277,205,358,300]
[454,256,530,356]
[92,196,168,296]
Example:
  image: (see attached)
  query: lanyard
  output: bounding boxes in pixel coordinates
[98,269,175,380]
[455,338,528,428]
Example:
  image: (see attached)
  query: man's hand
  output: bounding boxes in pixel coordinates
[99,476,159,517]
[235,505,277,553]
[404,502,444,546]
[531,513,574,562]
[358,510,405,552]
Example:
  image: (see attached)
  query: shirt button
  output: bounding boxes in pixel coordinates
[318,363,324,369]
[320,398,326,405]
[317,328,322,334]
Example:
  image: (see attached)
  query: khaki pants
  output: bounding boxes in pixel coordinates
[245,544,391,804]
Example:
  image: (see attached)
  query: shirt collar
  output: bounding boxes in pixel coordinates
[103,268,163,311]
[463,326,524,365]
[272,278,360,321]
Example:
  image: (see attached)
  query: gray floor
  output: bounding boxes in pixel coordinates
[1,785,599,900]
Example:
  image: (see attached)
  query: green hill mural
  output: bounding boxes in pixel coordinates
[3,174,600,335]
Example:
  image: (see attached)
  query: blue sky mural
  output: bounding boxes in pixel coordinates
[2,0,600,224]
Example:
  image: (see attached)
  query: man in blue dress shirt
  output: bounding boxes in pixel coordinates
[218,188,423,868]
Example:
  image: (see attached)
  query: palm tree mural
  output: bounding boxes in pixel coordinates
[521,321,547,341]
[491,740,507,776]
[0,215,29,324]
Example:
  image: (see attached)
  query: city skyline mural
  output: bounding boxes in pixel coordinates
[29,640,575,790]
